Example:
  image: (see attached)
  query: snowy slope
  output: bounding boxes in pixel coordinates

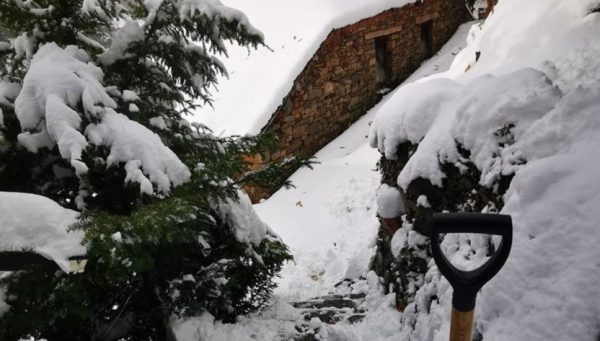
[369,1,600,340]
[191,0,414,136]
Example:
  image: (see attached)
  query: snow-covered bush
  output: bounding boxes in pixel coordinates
[0,1,302,339]
[370,0,600,339]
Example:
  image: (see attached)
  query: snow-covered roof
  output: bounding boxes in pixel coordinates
[191,0,415,136]
[0,192,85,272]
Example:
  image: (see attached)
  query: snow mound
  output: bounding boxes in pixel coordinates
[376,184,405,219]
[369,0,600,339]
[0,192,85,272]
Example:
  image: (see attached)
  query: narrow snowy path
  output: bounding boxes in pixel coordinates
[173,23,473,341]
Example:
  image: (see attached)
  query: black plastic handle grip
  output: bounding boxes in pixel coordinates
[431,213,512,312]
[431,213,511,235]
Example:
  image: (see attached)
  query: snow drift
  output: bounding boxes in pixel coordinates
[370,0,600,340]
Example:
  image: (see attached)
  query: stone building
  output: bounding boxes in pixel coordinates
[247,0,470,201]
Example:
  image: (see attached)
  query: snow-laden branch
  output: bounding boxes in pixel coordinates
[15,43,190,201]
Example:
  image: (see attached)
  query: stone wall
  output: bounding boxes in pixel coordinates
[247,0,469,201]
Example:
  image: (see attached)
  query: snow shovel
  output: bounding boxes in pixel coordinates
[431,213,512,341]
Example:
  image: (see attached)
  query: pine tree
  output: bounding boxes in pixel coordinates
[0,1,306,339]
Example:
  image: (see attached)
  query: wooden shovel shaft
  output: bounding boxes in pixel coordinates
[449,307,474,341]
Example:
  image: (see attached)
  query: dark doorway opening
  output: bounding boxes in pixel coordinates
[375,36,392,87]
[420,20,433,58]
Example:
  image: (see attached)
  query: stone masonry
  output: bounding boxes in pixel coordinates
[246,0,470,201]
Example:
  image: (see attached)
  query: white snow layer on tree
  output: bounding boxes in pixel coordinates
[0,192,85,273]
[376,184,405,219]
[140,0,262,38]
[14,43,190,197]
[369,0,600,340]
[86,111,191,193]
[191,0,415,136]
[217,189,271,247]
[177,0,263,37]
[97,19,145,65]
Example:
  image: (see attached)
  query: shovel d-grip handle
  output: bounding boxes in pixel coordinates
[431,213,512,341]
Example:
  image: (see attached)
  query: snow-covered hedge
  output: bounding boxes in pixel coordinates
[369,0,600,340]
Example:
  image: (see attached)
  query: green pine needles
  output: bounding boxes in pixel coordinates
[0,0,304,339]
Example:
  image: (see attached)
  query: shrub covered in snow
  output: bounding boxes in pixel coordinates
[0,1,304,339]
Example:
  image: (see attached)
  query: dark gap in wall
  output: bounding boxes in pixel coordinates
[420,20,433,59]
[375,35,392,87]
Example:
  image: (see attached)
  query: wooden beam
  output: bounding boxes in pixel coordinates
[365,25,403,40]
[415,12,438,24]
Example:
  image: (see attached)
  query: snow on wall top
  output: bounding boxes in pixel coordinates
[0,192,85,272]
[191,0,415,136]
